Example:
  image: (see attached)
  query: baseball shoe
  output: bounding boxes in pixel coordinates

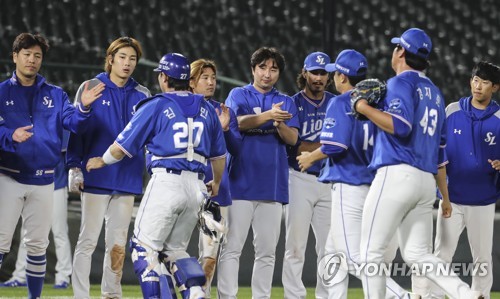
[53,281,70,289]
[0,279,27,287]
[407,293,421,299]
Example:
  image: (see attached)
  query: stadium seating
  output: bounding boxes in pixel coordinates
[0,0,498,103]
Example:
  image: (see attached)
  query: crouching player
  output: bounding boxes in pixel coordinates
[86,53,227,298]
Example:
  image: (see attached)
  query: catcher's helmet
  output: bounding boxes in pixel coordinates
[154,53,190,80]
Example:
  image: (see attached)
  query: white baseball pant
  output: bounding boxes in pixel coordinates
[360,164,478,299]
[134,169,206,258]
[217,199,282,299]
[412,202,495,299]
[325,182,408,299]
[9,187,72,284]
[72,192,134,299]
[0,173,53,257]
[282,169,331,299]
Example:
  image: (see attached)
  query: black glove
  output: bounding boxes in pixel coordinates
[350,78,387,120]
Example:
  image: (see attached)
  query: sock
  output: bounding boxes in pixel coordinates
[26,254,46,299]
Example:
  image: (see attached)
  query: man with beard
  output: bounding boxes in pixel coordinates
[282,51,335,299]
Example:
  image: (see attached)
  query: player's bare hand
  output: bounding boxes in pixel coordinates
[269,101,292,122]
[216,104,230,131]
[206,180,220,198]
[487,159,500,171]
[297,151,313,172]
[68,167,84,192]
[86,157,106,172]
[440,199,452,218]
[80,81,105,108]
[12,125,34,143]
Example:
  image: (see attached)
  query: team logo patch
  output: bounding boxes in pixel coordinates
[323,117,336,129]
[485,132,496,145]
[389,98,401,109]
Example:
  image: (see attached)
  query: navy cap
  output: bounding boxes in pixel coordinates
[154,53,190,80]
[303,52,330,71]
[325,49,367,76]
[391,28,432,59]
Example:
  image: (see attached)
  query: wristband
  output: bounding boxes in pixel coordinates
[102,148,122,165]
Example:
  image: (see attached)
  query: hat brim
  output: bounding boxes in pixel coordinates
[305,66,326,71]
[325,63,337,73]
[391,37,401,44]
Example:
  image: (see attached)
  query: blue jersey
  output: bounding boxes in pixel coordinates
[444,97,499,205]
[66,73,150,195]
[117,92,226,174]
[369,70,446,174]
[0,72,91,185]
[203,99,242,206]
[225,84,299,204]
[287,90,335,175]
[318,92,376,185]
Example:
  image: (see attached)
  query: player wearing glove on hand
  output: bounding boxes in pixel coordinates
[355,28,482,299]
[66,37,151,299]
[297,49,413,299]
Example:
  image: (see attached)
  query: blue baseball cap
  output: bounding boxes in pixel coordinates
[303,52,330,71]
[391,28,432,59]
[325,49,367,76]
[154,53,190,80]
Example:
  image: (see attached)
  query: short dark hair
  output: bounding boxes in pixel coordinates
[12,33,49,56]
[404,50,429,71]
[167,76,190,91]
[471,61,500,84]
[250,47,286,74]
[345,72,367,86]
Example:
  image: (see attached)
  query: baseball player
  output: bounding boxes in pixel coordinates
[86,52,227,299]
[66,36,151,299]
[413,61,500,299]
[0,131,73,289]
[297,49,413,299]
[217,47,299,299]
[354,28,482,298]
[189,58,242,297]
[0,32,102,299]
[282,51,334,299]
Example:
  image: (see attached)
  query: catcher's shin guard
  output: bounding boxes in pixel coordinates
[130,237,162,298]
[171,257,206,299]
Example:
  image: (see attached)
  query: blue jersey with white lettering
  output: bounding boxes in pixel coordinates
[0,72,91,185]
[117,92,226,174]
[203,99,242,206]
[54,130,70,190]
[318,92,376,185]
[369,70,446,174]
[66,73,151,195]
[287,90,335,175]
[444,97,499,205]
[225,84,299,204]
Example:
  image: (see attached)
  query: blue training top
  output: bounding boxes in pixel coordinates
[202,99,242,206]
[369,70,446,175]
[318,91,376,185]
[66,73,151,195]
[0,72,91,185]
[445,97,500,205]
[225,84,299,204]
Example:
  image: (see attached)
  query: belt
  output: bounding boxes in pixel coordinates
[152,168,205,181]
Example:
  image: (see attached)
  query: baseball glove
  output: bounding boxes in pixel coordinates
[350,78,387,120]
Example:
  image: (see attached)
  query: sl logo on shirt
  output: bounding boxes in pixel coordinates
[43,96,54,108]
[485,132,496,145]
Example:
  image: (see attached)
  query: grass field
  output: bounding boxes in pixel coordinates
[0,285,499,298]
